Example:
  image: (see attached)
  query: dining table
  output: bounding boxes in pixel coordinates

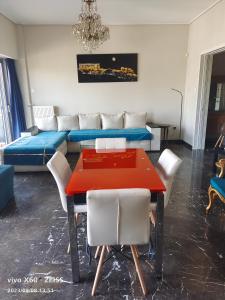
[65,148,166,284]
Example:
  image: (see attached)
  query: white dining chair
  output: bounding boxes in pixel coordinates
[47,151,87,251]
[87,188,151,296]
[150,148,182,224]
[95,138,126,150]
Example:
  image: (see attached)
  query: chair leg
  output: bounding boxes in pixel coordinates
[95,245,110,259]
[130,245,147,296]
[133,245,140,258]
[92,245,106,296]
[149,211,156,226]
[95,246,101,259]
[206,186,217,213]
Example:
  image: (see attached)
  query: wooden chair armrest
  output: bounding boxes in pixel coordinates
[216,159,225,178]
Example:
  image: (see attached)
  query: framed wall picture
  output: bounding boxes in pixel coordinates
[77,53,138,83]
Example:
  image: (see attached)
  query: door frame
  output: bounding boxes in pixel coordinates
[194,45,225,149]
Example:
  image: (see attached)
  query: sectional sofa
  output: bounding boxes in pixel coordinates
[0,112,161,172]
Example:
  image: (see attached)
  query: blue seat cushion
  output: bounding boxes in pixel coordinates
[0,165,14,211]
[210,177,225,199]
[4,131,68,165]
[67,128,152,142]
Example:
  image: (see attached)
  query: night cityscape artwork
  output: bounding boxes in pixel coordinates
[77,53,138,83]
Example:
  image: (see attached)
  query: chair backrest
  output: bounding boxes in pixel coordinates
[47,151,72,212]
[156,148,182,207]
[87,188,150,247]
[95,138,126,150]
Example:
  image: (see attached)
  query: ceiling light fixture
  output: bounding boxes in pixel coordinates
[72,0,110,53]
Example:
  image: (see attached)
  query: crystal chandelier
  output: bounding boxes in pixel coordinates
[72,0,110,52]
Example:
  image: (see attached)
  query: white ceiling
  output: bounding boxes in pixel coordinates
[0,0,221,25]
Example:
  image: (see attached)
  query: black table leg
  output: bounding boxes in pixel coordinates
[67,195,80,283]
[155,192,164,280]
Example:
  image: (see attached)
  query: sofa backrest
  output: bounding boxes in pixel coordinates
[34,111,147,132]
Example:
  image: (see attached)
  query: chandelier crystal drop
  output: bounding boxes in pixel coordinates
[72,0,110,52]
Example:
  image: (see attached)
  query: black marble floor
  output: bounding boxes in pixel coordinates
[1,144,225,300]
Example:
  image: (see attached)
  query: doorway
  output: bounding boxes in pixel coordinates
[205,52,225,148]
[193,46,225,150]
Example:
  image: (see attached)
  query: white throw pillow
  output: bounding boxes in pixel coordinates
[79,113,101,130]
[101,113,123,129]
[57,115,79,131]
[124,112,147,129]
[35,116,57,131]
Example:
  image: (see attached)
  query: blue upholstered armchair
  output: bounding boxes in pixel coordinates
[207,159,225,213]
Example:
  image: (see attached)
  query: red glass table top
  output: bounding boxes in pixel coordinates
[66,148,166,196]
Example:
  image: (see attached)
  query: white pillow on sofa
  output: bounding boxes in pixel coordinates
[79,113,101,130]
[35,116,57,131]
[124,112,147,129]
[101,113,123,129]
[57,115,79,131]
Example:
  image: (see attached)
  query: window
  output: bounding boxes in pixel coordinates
[214,82,225,111]
[0,59,12,145]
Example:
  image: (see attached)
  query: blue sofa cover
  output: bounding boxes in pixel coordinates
[0,165,14,211]
[4,131,68,165]
[67,128,152,142]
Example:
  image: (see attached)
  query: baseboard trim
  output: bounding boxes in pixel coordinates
[164,139,193,150]
[181,140,192,150]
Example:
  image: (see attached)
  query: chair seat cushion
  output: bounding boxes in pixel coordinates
[67,128,152,142]
[210,177,225,198]
[4,131,68,165]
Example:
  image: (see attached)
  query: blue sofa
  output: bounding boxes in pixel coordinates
[0,165,14,211]
[67,128,151,142]
[4,131,68,166]
[0,112,161,171]
[0,131,68,172]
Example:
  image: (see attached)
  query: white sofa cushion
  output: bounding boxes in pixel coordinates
[101,113,123,129]
[79,113,101,130]
[57,115,79,131]
[124,112,147,129]
[35,116,57,131]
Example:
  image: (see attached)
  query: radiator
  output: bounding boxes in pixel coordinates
[33,106,55,119]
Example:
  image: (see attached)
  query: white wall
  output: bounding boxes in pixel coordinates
[20,25,188,138]
[0,14,18,58]
[183,0,225,146]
